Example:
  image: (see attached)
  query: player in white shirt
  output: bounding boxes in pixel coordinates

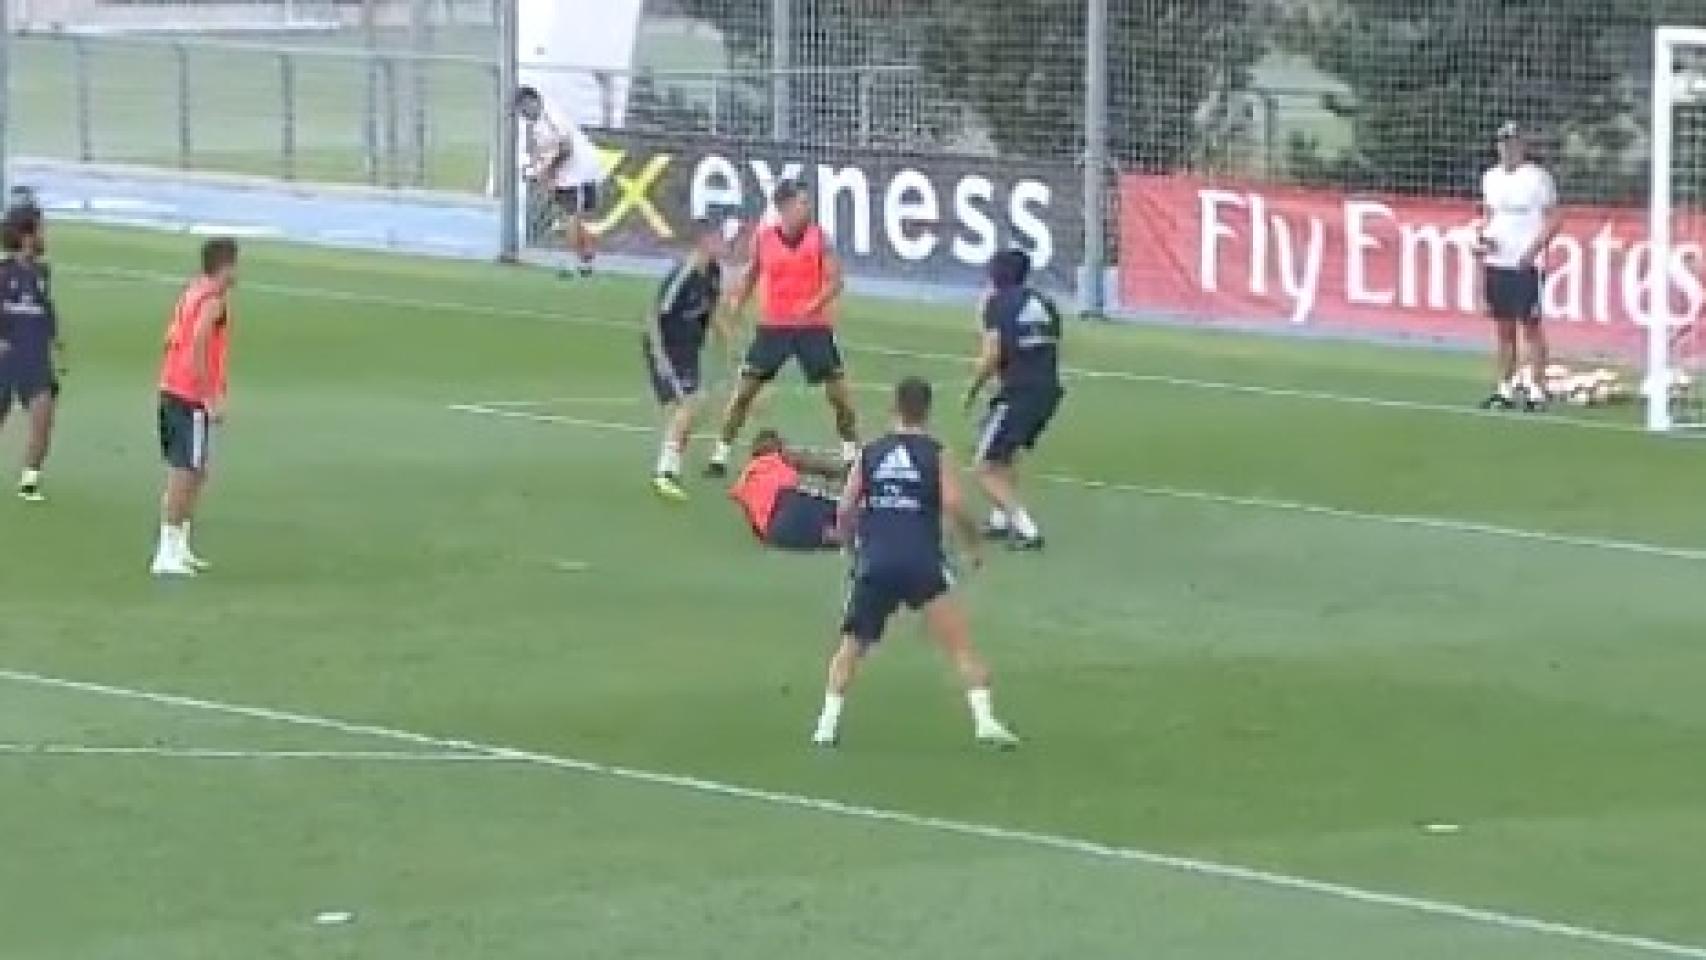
[1474,122,1561,411]
[515,86,602,278]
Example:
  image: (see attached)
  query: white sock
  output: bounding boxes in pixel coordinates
[711,440,732,465]
[656,440,683,477]
[1497,377,1516,400]
[840,440,859,464]
[966,688,997,728]
[986,508,1009,531]
[157,523,185,557]
[1009,508,1040,540]
[816,693,845,734]
[20,468,40,487]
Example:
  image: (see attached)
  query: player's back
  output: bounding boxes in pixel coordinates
[986,285,1062,396]
[0,256,54,358]
[852,432,943,572]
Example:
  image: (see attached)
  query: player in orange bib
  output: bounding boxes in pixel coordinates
[728,428,847,550]
[150,237,238,578]
[705,179,857,478]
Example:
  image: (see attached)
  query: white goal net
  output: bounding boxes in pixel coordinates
[1648,26,1706,432]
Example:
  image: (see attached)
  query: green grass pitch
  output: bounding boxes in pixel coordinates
[1,223,1704,959]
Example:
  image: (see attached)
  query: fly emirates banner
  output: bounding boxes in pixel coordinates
[1118,175,1706,360]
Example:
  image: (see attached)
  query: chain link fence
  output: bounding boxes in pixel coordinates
[9,0,1706,362]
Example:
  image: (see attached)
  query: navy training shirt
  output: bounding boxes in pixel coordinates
[983,285,1062,395]
[852,432,944,572]
[653,257,721,355]
[0,256,55,360]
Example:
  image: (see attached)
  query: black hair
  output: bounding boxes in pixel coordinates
[751,427,785,454]
[772,179,807,207]
[895,376,933,425]
[1,204,43,254]
[689,218,722,244]
[514,85,542,107]
[989,248,1031,288]
[201,237,239,275]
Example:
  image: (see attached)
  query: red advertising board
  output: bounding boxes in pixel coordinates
[1117,175,1706,361]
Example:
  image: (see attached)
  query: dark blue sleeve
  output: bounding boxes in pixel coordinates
[980,290,1003,332]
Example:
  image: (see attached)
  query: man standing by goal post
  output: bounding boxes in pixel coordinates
[1476,121,1562,411]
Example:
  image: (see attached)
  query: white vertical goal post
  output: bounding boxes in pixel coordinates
[1647,26,1706,433]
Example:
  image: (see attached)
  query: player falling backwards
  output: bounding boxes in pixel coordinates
[729,428,847,551]
[0,199,62,503]
[706,180,859,478]
[647,220,735,499]
[964,249,1064,550]
[151,238,239,577]
[811,376,1019,749]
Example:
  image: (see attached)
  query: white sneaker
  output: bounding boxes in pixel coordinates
[150,553,198,578]
[975,722,1020,750]
[183,548,213,572]
[811,727,840,748]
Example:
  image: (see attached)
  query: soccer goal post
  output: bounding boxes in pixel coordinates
[1647,26,1706,433]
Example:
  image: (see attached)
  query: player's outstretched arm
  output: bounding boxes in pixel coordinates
[800,250,844,320]
[939,451,983,568]
[727,234,762,314]
[834,450,864,546]
[965,329,1000,410]
[785,446,850,481]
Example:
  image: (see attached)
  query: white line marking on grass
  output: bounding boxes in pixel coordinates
[0,667,1700,959]
[446,401,1706,564]
[0,742,498,763]
[478,396,644,408]
[75,265,1656,437]
[1049,474,1706,564]
[549,558,592,573]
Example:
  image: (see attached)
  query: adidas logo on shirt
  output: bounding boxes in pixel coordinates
[872,445,921,483]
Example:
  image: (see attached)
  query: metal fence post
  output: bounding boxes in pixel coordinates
[0,0,10,201]
[280,53,297,180]
[175,44,192,168]
[364,52,381,185]
[857,72,872,147]
[381,56,401,189]
[72,37,93,163]
[496,0,519,261]
[410,0,430,187]
[1080,0,1109,318]
[771,0,791,140]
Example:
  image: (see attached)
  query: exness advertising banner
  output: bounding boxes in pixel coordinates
[545,130,1082,293]
[1117,174,1704,360]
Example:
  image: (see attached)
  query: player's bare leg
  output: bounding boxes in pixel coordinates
[922,593,1017,747]
[1520,320,1550,410]
[152,467,206,576]
[812,636,865,745]
[706,374,764,477]
[975,459,1043,549]
[1484,323,1520,409]
[18,392,55,502]
[653,394,699,501]
[824,375,860,463]
[571,215,596,277]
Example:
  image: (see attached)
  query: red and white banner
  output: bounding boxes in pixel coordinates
[1118,175,1706,361]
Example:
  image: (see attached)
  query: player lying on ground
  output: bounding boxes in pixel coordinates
[729,428,849,551]
[812,376,1019,749]
[964,249,1064,551]
[515,85,601,279]
[0,199,61,503]
[706,179,858,477]
[152,237,239,578]
[647,220,735,500]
